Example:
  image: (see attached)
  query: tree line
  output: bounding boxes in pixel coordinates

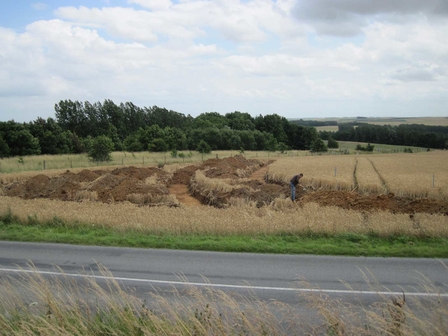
[0,99,321,158]
[319,123,448,150]
[2,100,447,159]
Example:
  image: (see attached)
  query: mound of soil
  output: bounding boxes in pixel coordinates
[2,155,448,215]
[301,191,448,215]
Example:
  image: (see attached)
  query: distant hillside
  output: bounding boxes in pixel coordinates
[290,116,448,127]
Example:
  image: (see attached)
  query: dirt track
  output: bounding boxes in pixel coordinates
[2,155,448,215]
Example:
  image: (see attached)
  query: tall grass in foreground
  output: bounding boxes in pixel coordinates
[1,196,448,238]
[0,265,447,335]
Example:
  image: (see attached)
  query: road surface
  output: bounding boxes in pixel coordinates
[1,241,447,304]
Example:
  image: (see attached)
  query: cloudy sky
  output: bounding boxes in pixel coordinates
[1,0,447,122]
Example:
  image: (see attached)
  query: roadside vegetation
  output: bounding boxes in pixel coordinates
[0,264,447,335]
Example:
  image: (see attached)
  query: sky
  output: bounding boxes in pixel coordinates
[0,0,447,122]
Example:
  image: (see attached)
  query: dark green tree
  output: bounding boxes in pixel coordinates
[197,140,211,154]
[88,135,114,162]
[327,137,339,149]
[123,134,144,152]
[278,142,288,153]
[0,121,41,156]
[310,138,328,152]
[149,138,168,152]
[0,134,10,158]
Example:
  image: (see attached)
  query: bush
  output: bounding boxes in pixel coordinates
[327,137,339,149]
[88,135,114,162]
[356,143,374,152]
[310,138,328,152]
[197,140,211,154]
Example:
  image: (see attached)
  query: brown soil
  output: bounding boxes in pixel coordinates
[168,184,202,206]
[2,155,448,215]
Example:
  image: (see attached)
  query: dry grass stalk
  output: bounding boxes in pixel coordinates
[191,170,245,193]
[2,196,448,237]
[126,193,179,206]
[144,175,159,185]
[300,274,448,336]
[2,264,446,335]
[73,190,98,202]
[0,264,307,335]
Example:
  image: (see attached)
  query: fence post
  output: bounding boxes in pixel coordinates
[122,158,124,165]
[334,167,337,177]
[433,173,435,188]
[43,160,45,170]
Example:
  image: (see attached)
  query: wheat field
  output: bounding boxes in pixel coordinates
[1,195,447,238]
[267,151,448,199]
[1,151,448,238]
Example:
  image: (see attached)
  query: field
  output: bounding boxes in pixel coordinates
[310,116,448,132]
[0,142,428,175]
[1,151,448,240]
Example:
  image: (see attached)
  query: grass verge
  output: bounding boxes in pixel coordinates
[1,215,447,257]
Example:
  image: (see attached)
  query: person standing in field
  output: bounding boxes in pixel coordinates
[290,173,304,201]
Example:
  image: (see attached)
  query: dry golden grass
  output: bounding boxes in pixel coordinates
[266,156,356,191]
[1,264,447,335]
[191,170,251,194]
[0,264,306,335]
[1,196,447,238]
[367,151,448,199]
[267,151,448,199]
[355,157,386,194]
[126,193,179,206]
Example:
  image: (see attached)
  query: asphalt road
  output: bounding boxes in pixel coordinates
[1,241,447,304]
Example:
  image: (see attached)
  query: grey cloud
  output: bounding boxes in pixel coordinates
[293,0,448,36]
[389,67,444,82]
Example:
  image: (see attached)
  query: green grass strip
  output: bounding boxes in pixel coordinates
[1,219,447,257]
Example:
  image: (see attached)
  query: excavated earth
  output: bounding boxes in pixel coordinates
[2,155,448,215]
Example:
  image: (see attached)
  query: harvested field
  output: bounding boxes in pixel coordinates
[1,155,448,216]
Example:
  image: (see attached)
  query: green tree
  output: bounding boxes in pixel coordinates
[0,134,10,158]
[278,142,288,153]
[123,134,144,152]
[88,135,114,162]
[310,138,328,152]
[149,138,168,152]
[0,121,41,156]
[327,137,339,149]
[197,140,211,154]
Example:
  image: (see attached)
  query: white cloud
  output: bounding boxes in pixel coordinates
[32,2,48,11]
[128,0,172,10]
[0,0,447,121]
[293,0,448,36]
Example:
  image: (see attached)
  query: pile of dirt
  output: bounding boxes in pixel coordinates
[170,155,263,185]
[3,166,171,204]
[170,165,200,185]
[200,155,263,179]
[300,191,448,215]
[2,155,448,215]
